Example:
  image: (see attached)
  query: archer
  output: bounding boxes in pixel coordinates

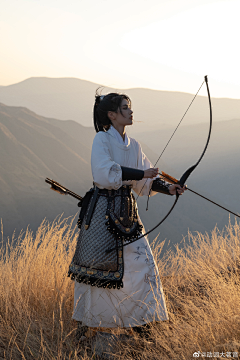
[69,91,186,342]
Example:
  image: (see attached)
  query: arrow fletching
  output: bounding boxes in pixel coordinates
[45,178,67,195]
[161,171,179,185]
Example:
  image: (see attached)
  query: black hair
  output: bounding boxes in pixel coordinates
[93,90,131,133]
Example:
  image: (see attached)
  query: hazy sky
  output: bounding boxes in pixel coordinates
[1,0,240,98]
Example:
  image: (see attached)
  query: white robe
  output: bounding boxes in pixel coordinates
[72,126,168,328]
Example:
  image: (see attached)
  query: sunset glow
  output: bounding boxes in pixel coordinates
[1,0,239,98]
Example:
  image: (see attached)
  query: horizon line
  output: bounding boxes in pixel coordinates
[1,76,240,100]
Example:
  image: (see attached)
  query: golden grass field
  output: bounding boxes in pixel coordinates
[0,216,240,359]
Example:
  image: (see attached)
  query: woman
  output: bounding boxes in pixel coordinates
[68,92,185,340]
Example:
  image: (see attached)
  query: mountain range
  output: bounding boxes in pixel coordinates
[0,77,240,254]
[0,77,240,130]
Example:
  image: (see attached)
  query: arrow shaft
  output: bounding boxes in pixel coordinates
[187,187,240,219]
[161,172,240,219]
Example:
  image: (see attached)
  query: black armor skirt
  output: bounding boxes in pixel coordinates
[68,185,143,290]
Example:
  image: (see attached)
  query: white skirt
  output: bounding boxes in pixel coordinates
[72,236,168,328]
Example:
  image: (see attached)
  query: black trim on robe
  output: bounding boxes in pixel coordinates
[121,166,144,181]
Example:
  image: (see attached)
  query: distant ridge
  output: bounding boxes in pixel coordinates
[0,77,239,129]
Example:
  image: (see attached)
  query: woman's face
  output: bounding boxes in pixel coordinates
[108,98,133,128]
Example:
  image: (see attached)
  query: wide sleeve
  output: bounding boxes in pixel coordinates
[131,140,164,197]
[91,133,122,190]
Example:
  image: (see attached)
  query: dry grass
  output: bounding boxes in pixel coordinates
[0,216,240,359]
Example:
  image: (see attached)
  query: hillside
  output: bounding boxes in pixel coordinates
[0,101,239,249]
[1,102,182,242]
[0,102,93,237]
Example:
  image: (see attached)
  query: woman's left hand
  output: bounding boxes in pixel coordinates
[169,184,187,196]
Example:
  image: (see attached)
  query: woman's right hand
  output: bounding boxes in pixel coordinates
[143,168,159,179]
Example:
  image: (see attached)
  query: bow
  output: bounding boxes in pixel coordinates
[106,75,212,253]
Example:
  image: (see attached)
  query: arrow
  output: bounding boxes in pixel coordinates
[161,171,240,219]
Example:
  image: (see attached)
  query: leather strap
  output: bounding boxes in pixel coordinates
[85,187,99,229]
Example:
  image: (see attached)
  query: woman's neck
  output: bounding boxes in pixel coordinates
[112,124,126,141]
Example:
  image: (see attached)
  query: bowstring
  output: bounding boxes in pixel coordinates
[136,79,205,201]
